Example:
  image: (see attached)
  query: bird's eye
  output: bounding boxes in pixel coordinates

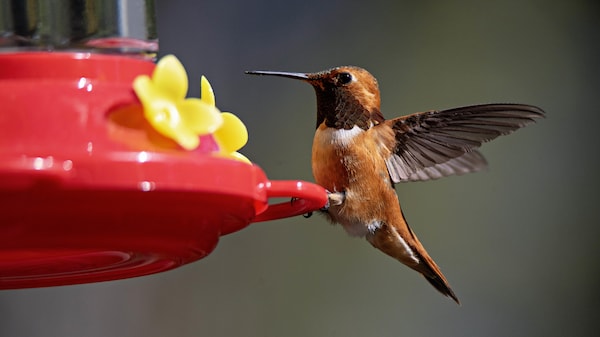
[336,72,353,85]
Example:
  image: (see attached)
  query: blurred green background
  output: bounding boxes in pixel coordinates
[1,1,599,336]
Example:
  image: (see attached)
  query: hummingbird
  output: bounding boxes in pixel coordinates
[246,66,544,304]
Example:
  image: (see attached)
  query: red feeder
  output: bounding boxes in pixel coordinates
[0,53,327,289]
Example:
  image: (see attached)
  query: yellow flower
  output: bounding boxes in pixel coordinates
[133,55,223,150]
[132,55,250,163]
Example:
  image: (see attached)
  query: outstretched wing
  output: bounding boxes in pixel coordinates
[383,103,544,182]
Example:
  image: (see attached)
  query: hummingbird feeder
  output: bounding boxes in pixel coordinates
[0,0,327,289]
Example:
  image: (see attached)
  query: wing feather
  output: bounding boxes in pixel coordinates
[384,103,544,182]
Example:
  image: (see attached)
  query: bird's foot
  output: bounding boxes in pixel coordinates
[292,191,346,218]
[321,191,346,211]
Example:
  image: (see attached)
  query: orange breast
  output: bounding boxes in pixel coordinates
[311,126,350,192]
[311,122,396,188]
[311,123,398,226]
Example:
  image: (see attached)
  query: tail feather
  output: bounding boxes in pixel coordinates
[422,265,460,304]
[410,233,460,304]
[366,220,460,304]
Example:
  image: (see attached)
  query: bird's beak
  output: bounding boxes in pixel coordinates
[245,70,309,81]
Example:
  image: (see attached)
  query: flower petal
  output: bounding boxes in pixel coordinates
[177,98,223,135]
[133,75,157,104]
[152,55,188,100]
[200,76,216,106]
[143,100,200,150]
[214,112,248,153]
[170,128,200,150]
[228,152,251,164]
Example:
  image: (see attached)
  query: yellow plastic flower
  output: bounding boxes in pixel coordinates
[132,54,250,163]
[133,55,222,150]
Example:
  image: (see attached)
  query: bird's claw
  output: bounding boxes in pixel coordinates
[290,197,314,218]
[292,191,345,217]
[321,190,346,211]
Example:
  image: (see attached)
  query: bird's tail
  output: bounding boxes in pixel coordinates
[419,256,460,304]
[366,219,460,304]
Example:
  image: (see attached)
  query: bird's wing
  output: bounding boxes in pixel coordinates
[383,103,544,182]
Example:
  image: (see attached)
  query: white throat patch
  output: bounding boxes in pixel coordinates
[329,125,364,146]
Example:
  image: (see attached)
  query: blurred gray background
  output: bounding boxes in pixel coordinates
[1,1,599,336]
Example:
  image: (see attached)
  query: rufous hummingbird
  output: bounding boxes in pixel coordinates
[246,66,544,304]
